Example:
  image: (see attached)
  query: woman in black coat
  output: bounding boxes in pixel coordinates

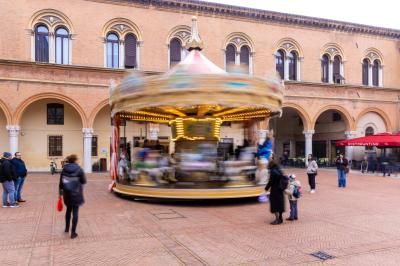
[59,154,87,239]
[265,158,285,225]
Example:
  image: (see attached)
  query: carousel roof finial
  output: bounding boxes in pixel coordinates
[185,16,204,51]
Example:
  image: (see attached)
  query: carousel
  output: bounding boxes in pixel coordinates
[109,17,284,199]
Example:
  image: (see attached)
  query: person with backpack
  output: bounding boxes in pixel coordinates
[1,152,19,208]
[284,174,301,221]
[265,155,286,225]
[59,154,87,239]
[306,154,318,193]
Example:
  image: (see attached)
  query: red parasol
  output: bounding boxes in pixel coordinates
[336,133,400,147]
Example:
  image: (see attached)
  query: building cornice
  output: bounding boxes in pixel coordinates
[0,59,160,75]
[1,60,399,92]
[87,0,400,39]
[284,80,400,93]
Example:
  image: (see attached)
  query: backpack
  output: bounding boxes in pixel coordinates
[62,175,81,193]
[279,174,289,190]
[293,185,302,199]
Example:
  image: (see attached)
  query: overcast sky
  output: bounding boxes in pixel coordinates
[200,0,400,30]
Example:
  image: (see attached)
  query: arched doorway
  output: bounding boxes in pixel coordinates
[354,111,389,162]
[269,107,308,165]
[313,108,352,164]
[19,99,84,171]
[92,105,112,171]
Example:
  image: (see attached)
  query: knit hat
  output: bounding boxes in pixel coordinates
[3,152,12,158]
[289,174,296,180]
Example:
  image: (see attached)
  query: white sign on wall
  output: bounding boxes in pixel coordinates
[149,123,159,140]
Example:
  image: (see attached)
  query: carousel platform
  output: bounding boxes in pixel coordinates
[113,182,265,199]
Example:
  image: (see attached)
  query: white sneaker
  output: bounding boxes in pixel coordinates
[9,204,20,208]
[310,189,315,194]
[2,205,9,208]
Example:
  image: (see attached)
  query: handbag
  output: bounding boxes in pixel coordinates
[344,166,350,174]
[57,196,63,212]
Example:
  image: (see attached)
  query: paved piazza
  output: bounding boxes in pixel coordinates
[1,169,400,266]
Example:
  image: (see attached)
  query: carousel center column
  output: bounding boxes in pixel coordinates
[303,130,314,165]
[345,131,357,162]
[83,128,94,173]
[257,118,270,145]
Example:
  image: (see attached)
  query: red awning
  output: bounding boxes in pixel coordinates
[336,133,400,147]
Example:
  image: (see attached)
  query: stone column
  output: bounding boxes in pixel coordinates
[368,64,373,86]
[7,125,20,155]
[49,32,55,63]
[235,51,240,65]
[345,131,357,161]
[83,128,93,173]
[303,130,314,164]
[284,56,289,80]
[119,40,124,69]
[68,36,72,65]
[103,40,107,67]
[296,58,301,81]
[328,60,333,83]
[30,30,35,62]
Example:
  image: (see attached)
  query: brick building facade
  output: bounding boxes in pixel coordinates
[0,0,399,171]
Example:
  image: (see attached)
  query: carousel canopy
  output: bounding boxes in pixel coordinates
[109,17,283,124]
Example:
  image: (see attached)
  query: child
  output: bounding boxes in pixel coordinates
[284,174,301,221]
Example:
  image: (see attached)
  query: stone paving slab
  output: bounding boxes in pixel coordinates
[1,169,400,265]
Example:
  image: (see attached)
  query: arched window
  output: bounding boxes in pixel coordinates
[125,34,137,69]
[321,54,329,83]
[365,126,374,150]
[362,59,369,86]
[170,38,182,67]
[35,25,49,62]
[333,55,341,84]
[106,33,119,68]
[275,50,285,80]
[372,60,380,86]
[240,45,250,73]
[288,51,297,81]
[55,27,69,64]
[365,127,374,136]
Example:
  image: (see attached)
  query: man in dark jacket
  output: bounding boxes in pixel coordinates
[1,152,19,208]
[11,152,28,203]
[336,153,349,188]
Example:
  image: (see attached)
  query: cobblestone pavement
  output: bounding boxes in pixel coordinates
[1,169,400,266]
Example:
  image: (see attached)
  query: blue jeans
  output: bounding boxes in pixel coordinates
[2,181,16,205]
[14,177,25,201]
[337,169,346,187]
[289,200,298,219]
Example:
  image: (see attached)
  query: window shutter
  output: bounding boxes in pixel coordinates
[170,38,182,65]
[362,59,369,85]
[125,34,137,68]
[275,50,285,80]
[372,60,379,86]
